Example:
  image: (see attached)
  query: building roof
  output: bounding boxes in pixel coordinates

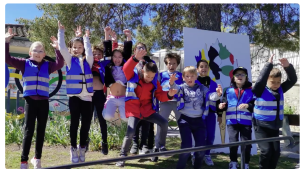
[5,24,30,41]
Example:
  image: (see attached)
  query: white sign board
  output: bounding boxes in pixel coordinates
[183,27,257,155]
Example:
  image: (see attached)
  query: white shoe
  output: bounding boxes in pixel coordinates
[70,147,79,163]
[204,155,214,166]
[229,161,238,169]
[20,163,29,169]
[245,163,249,169]
[30,157,42,169]
[78,145,86,162]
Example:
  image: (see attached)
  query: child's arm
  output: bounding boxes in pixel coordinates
[217,89,228,114]
[57,21,72,68]
[204,84,221,101]
[103,26,113,57]
[278,58,298,93]
[49,36,65,73]
[252,54,274,97]
[123,29,132,61]
[104,65,114,87]
[123,49,147,80]
[83,30,93,68]
[155,80,175,102]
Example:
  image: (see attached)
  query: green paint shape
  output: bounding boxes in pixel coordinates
[49,76,66,85]
[221,65,234,76]
[218,43,231,60]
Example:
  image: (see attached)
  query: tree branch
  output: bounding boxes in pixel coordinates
[277,4,298,39]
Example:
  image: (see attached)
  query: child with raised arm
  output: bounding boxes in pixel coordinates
[218,67,254,169]
[5,28,64,169]
[57,21,94,163]
[115,45,178,167]
[175,66,222,169]
[252,54,297,169]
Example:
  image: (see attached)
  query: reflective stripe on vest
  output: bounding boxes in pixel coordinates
[23,59,49,97]
[66,57,93,94]
[253,87,284,121]
[226,87,253,125]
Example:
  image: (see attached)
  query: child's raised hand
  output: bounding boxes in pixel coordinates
[268,54,275,63]
[123,29,132,41]
[219,103,226,109]
[58,21,65,30]
[169,73,178,85]
[168,89,178,97]
[84,29,90,38]
[74,26,82,37]
[104,26,111,33]
[216,84,223,96]
[279,58,290,67]
[5,28,15,43]
[110,31,117,43]
[135,48,147,61]
[50,36,59,50]
[238,103,249,110]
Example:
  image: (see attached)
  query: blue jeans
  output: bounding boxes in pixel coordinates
[177,114,206,169]
[204,112,216,155]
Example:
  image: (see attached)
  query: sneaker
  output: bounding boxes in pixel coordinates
[70,147,79,163]
[191,154,195,166]
[229,161,238,169]
[130,144,138,154]
[116,155,126,167]
[78,145,86,162]
[204,155,214,166]
[20,163,29,169]
[101,142,108,155]
[159,146,171,157]
[30,157,42,169]
[139,146,150,155]
[151,148,159,162]
[245,163,249,169]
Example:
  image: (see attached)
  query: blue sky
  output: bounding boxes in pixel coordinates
[5,4,44,24]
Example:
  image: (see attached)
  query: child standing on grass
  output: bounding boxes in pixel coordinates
[218,67,254,169]
[5,27,64,169]
[252,54,297,169]
[57,21,94,163]
[175,66,222,169]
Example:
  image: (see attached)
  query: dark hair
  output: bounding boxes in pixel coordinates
[92,45,103,54]
[143,62,158,73]
[68,37,85,57]
[269,68,282,78]
[134,42,147,51]
[164,53,181,65]
[230,70,249,86]
[196,60,209,68]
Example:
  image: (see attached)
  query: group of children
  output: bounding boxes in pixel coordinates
[5,21,297,169]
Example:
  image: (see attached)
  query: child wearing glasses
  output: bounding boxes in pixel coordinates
[217,67,254,169]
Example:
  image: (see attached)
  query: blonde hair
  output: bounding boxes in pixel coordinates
[29,41,45,53]
[183,66,197,76]
[269,68,282,78]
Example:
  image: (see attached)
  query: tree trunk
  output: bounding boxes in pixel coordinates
[194,4,221,32]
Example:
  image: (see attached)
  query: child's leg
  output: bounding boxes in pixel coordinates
[69,97,82,148]
[240,124,252,164]
[92,90,107,143]
[148,122,155,150]
[191,117,206,169]
[269,137,280,169]
[132,121,142,149]
[171,101,181,121]
[120,116,140,156]
[79,100,93,147]
[21,97,38,162]
[102,95,118,121]
[117,97,127,122]
[227,124,239,162]
[155,102,172,148]
[34,99,49,159]
[176,115,193,169]
[145,113,168,148]
[204,112,216,155]
[140,121,150,150]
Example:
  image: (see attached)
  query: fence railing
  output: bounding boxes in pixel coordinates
[43,136,294,169]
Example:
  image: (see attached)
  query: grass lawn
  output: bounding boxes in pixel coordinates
[6,137,299,169]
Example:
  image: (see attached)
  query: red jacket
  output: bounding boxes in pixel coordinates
[124,56,171,118]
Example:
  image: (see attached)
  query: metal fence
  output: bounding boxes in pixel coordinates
[43,136,294,169]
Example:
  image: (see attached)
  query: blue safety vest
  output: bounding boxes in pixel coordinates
[23,59,49,97]
[254,87,284,121]
[225,87,253,125]
[66,57,93,94]
[160,71,183,99]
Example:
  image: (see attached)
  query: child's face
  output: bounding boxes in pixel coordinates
[166,58,178,72]
[183,72,197,87]
[197,62,209,77]
[267,77,281,90]
[233,70,247,85]
[142,70,156,83]
[134,44,146,55]
[112,51,123,66]
[29,45,46,63]
[93,49,103,60]
[72,41,84,56]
